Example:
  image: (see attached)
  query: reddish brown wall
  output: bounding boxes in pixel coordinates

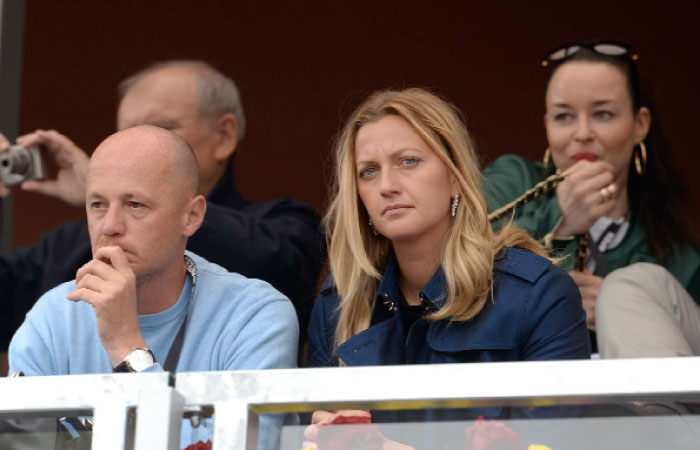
[10,0,700,247]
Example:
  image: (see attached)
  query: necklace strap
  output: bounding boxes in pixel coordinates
[163,255,197,373]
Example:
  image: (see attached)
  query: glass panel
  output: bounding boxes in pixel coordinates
[282,402,700,450]
[0,414,97,450]
[282,413,700,450]
[0,410,138,450]
[0,416,61,450]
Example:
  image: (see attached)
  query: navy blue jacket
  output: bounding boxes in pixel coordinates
[308,247,590,368]
[306,247,590,427]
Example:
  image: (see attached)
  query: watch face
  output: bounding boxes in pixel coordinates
[127,349,155,372]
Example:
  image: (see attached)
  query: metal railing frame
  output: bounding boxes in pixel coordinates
[174,357,700,449]
[2,357,700,449]
[0,372,177,450]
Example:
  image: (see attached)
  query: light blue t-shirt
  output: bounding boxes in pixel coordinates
[9,251,299,450]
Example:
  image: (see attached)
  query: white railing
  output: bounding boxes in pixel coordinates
[2,357,700,449]
[0,372,174,450]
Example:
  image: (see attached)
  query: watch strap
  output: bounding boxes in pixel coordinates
[113,348,155,373]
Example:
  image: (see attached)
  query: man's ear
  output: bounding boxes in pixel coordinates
[183,195,207,238]
[212,113,239,162]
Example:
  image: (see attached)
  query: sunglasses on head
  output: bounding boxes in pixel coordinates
[542,40,638,67]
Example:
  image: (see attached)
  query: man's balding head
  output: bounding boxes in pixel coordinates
[86,125,206,282]
[116,62,242,197]
[118,61,246,141]
[91,125,200,199]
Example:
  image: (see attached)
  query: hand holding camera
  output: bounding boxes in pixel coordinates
[0,129,89,206]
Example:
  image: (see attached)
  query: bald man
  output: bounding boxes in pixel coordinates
[0,61,324,363]
[8,126,298,450]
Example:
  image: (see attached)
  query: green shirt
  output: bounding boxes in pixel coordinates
[483,154,700,304]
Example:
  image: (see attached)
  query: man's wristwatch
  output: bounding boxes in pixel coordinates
[113,348,156,373]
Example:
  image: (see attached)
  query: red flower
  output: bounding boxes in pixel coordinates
[183,440,212,450]
[463,416,526,450]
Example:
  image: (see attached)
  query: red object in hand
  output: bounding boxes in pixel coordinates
[463,416,526,450]
[183,440,212,450]
[316,412,381,450]
[330,414,372,425]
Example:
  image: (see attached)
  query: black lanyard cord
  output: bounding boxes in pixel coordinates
[162,255,197,373]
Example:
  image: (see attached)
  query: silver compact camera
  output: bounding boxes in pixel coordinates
[0,145,45,187]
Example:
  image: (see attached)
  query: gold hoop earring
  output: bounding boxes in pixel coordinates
[634,142,647,176]
[543,147,552,172]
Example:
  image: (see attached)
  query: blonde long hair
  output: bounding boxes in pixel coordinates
[326,88,545,352]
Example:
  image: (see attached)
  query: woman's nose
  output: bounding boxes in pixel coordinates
[574,117,594,143]
[379,168,400,195]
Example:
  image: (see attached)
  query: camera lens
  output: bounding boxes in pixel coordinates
[0,146,42,186]
[8,148,31,175]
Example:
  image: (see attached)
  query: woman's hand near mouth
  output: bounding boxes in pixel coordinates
[555,160,617,237]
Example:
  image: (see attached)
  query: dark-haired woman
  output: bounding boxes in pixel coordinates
[483,41,700,357]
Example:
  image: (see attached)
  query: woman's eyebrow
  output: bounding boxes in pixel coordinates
[592,99,615,107]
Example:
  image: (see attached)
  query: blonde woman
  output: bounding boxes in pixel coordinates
[305,88,590,430]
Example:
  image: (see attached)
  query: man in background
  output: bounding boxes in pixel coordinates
[0,61,324,370]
